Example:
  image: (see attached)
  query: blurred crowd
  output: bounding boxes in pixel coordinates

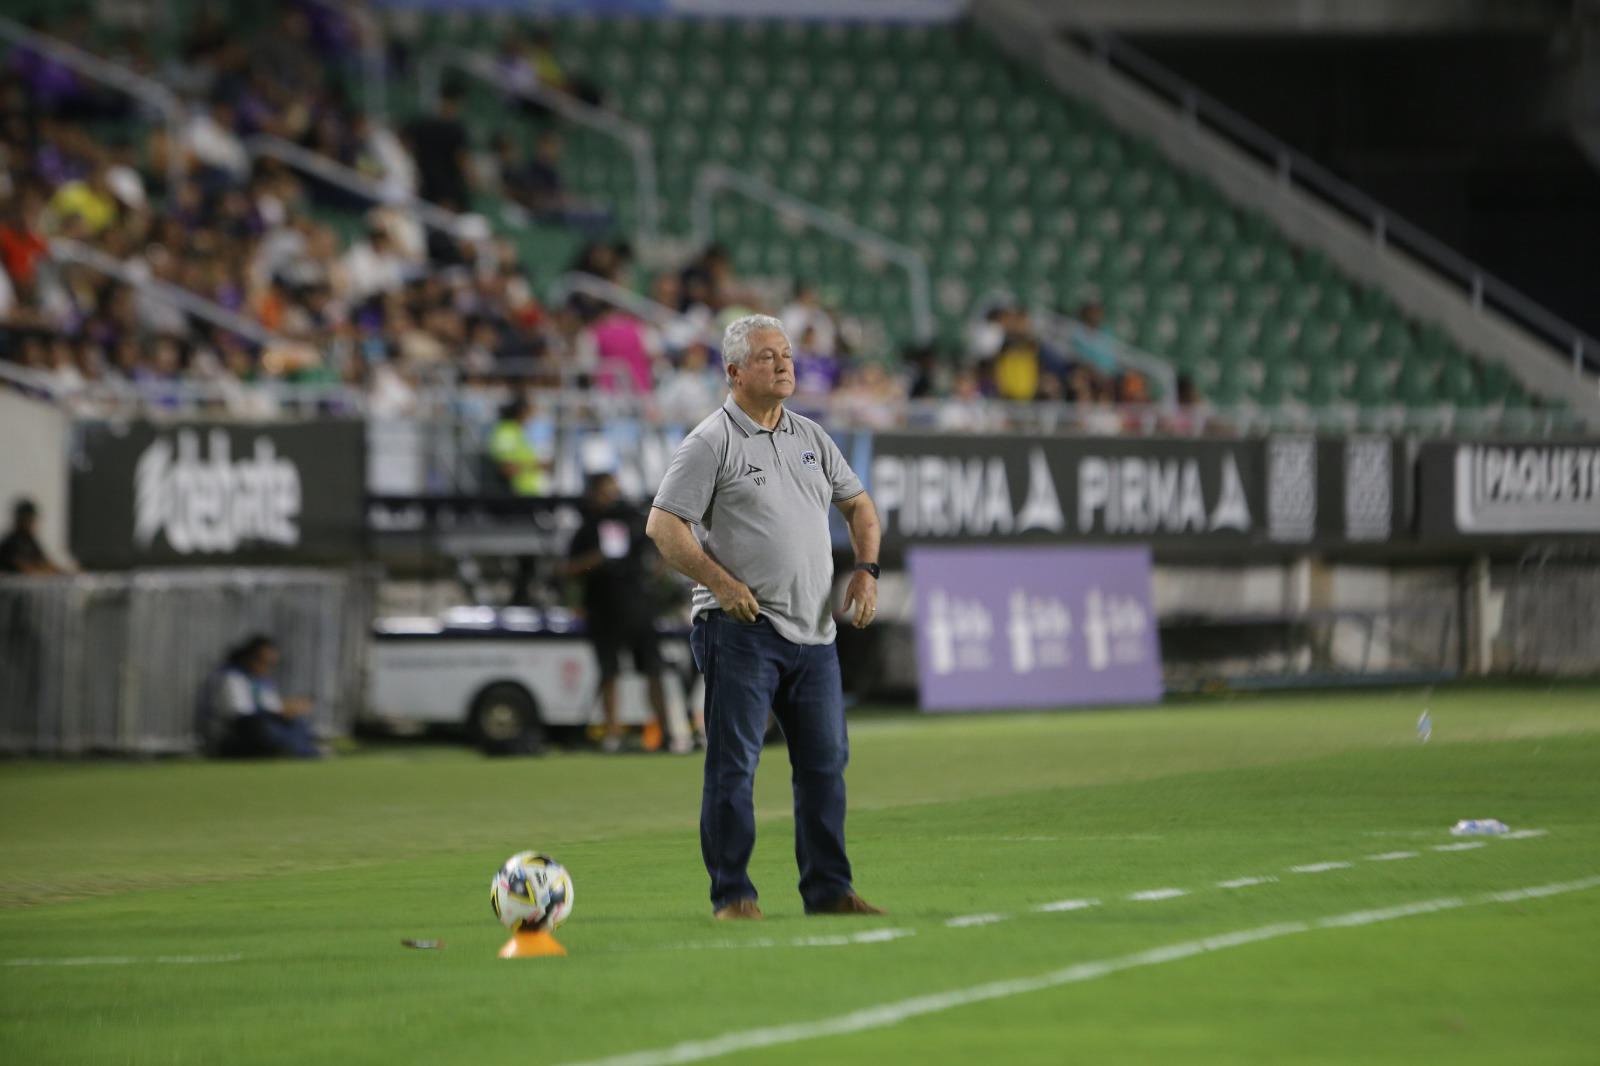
[0,3,1183,432]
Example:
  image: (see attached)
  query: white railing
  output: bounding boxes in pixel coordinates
[548,271,719,345]
[245,133,464,235]
[0,14,185,196]
[49,239,285,347]
[417,47,660,238]
[691,163,936,345]
[1074,28,1600,387]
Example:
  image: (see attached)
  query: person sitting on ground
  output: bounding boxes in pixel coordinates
[0,499,70,575]
[208,635,320,758]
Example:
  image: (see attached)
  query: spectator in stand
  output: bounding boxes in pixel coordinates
[405,83,471,211]
[656,341,723,424]
[937,368,993,432]
[566,472,683,754]
[780,281,837,358]
[338,219,408,305]
[1070,299,1119,398]
[489,393,547,497]
[0,186,49,296]
[0,499,69,575]
[993,307,1044,402]
[792,324,843,401]
[504,129,612,235]
[207,635,320,759]
[183,98,250,183]
[46,162,119,237]
[584,305,660,394]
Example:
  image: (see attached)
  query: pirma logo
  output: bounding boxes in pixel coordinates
[134,429,302,553]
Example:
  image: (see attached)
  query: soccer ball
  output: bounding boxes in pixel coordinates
[490,852,575,932]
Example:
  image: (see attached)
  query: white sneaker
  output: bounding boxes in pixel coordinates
[600,734,623,754]
[668,735,693,755]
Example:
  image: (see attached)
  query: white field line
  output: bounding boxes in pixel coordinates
[945,913,1008,928]
[1505,829,1549,840]
[1289,861,1353,874]
[654,929,915,953]
[2,953,243,967]
[1035,899,1100,913]
[1433,842,1486,852]
[556,875,1600,1066]
[1217,876,1277,890]
[1127,888,1187,902]
[1365,851,1420,862]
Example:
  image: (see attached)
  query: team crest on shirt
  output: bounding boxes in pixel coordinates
[800,450,819,468]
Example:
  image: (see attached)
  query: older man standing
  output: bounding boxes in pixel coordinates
[647,314,884,920]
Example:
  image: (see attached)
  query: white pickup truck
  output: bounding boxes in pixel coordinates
[367,606,698,752]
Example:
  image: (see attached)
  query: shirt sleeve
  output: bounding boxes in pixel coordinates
[652,435,720,525]
[220,672,256,717]
[821,432,864,502]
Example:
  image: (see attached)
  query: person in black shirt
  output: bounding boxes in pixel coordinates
[566,472,678,753]
[0,499,67,575]
[404,83,470,212]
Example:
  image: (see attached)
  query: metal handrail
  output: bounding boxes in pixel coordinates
[245,133,464,235]
[6,357,1585,436]
[548,271,719,344]
[1076,28,1600,384]
[48,239,284,347]
[0,14,185,196]
[691,163,936,345]
[418,47,660,238]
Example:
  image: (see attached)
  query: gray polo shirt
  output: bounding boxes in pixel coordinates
[653,396,863,645]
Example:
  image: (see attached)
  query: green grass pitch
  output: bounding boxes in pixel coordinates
[3,685,1599,1064]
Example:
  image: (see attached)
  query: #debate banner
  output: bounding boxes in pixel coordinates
[70,420,367,568]
[907,545,1163,712]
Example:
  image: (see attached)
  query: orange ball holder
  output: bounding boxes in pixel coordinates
[498,929,567,958]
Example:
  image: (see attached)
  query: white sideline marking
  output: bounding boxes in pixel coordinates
[2,953,243,967]
[1290,862,1353,874]
[1035,899,1099,913]
[1127,888,1187,902]
[657,929,914,952]
[556,876,1600,1066]
[1217,876,1277,890]
[1433,842,1486,852]
[1505,829,1549,840]
[946,913,1007,928]
[1365,851,1420,862]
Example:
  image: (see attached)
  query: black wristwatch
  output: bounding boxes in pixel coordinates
[854,563,881,579]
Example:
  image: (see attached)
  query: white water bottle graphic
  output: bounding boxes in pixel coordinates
[1084,588,1110,671]
[927,589,955,675]
[1008,589,1035,674]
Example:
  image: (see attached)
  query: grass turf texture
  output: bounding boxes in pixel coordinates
[2,685,1599,1065]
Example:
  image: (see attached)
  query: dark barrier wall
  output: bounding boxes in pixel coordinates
[1418,440,1600,539]
[71,421,367,568]
[865,434,1408,550]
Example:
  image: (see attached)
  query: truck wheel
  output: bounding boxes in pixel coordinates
[469,683,543,756]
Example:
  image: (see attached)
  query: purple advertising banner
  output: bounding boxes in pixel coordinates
[908,546,1163,712]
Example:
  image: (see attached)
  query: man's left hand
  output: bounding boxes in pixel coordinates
[842,571,878,629]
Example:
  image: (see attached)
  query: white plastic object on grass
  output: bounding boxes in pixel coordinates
[1451,819,1509,836]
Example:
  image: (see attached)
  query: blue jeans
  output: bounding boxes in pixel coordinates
[691,612,854,912]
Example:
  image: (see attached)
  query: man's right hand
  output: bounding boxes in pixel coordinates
[714,578,761,623]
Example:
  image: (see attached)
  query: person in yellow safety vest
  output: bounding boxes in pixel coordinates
[490,395,547,496]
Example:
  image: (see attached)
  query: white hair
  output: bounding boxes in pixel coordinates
[721,314,787,381]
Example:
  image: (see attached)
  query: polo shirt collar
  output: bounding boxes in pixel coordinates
[722,396,793,437]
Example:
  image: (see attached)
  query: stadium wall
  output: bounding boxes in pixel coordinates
[0,390,72,566]
[0,569,374,756]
